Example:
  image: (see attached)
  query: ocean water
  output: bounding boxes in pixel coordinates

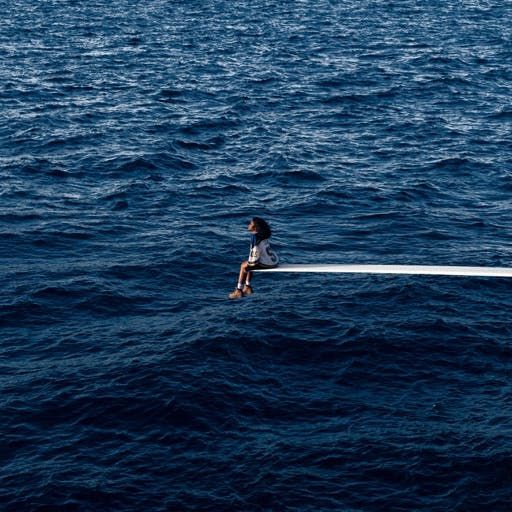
[1,0,512,510]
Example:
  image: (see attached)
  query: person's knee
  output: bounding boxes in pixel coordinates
[241,260,248,270]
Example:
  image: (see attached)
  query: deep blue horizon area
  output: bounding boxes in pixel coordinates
[1,0,512,510]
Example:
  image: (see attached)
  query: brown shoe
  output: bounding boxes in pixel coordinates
[242,285,253,295]
[229,288,244,299]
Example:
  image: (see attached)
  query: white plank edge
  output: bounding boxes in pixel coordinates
[252,264,512,277]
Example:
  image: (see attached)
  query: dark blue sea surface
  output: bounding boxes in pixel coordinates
[1,0,512,510]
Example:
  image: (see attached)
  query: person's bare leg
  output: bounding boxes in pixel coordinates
[229,261,249,299]
[238,260,249,285]
[242,268,254,295]
[242,268,253,295]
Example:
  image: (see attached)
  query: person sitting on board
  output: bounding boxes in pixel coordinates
[229,217,279,299]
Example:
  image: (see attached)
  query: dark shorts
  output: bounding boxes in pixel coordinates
[247,262,279,271]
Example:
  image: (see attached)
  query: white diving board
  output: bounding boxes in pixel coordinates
[253,264,512,278]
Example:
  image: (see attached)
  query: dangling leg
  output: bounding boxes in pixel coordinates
[229,261,249,299]
[237,260,249,286]
[243,269,253,295]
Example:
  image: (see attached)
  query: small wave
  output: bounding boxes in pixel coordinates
[41,130,102,149]
[106,154,196,174]
[426,157,471,171]
[166,156,197,171]
[489,109,512,120]
[415,228,460,241]
[248,76,279,85]
[113,200,129,210]
[25,230,94,249]
[0,300,49,326]
[128,35,142,46]
[18,158,56,175]
[193,183,250,197]
[30,285,85,301]
[53,230,94,240]
[180,116,239,135]
[321,93,365,105]
[175,135,225,151]
[496,175,512,192]
[99,181,152,201]
[392,181,442,202]
[157,88,185,103]
[0,212,42,222]
[352,210,401,221]
[80,290,154,316]
[61,83,96,93]
[116,157,158,173]
[315,78,345,88]
[321,88,397,105]
[252,169,326,183]
[44,168,74,178]
[101,189,128,201]
[316,189,354,200]
[101,262,169,281]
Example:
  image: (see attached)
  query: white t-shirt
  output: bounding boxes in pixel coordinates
[248,237,279,267]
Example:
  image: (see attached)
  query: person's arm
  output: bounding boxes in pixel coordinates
[248,236,260,264]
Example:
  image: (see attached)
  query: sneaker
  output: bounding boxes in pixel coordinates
[242,284,253,295]
[229,288,244,299]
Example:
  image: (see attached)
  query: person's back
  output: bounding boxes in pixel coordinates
[249,234,279,267]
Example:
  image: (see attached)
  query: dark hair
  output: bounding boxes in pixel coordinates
[252,217,272,241]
